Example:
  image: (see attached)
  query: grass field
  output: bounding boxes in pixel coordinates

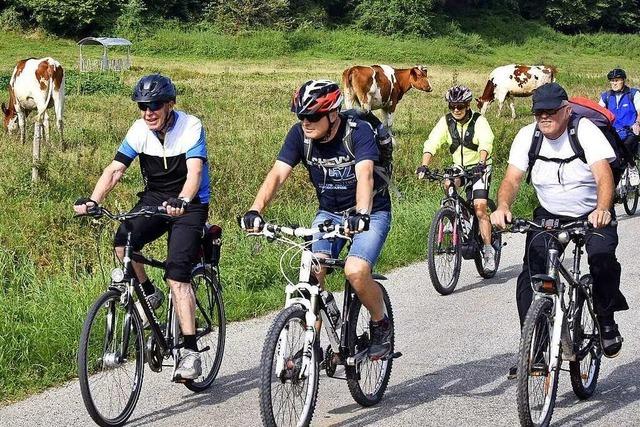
[0,19,638,403]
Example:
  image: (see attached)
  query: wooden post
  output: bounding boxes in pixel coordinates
[32,122,41,182]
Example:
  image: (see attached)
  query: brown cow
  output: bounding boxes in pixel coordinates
[475,64,557,119]
[342,64,432,129]
[2,57,65,181]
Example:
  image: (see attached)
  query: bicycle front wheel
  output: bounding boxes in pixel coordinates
[569,277,601,399]
[78,289,145,427]
[346,281,394,406]
[259,304,319,427]
[517,297,560,427]
[623,183,639,215]
[184,266,226,392]
[427,207,461,295]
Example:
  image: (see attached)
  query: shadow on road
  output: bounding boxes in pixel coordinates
[327,352,515,426]
[127,366,259,426]
[552,359,640,425]
[453,263,522,295]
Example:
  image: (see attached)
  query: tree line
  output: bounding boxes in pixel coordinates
[0,0,638,38]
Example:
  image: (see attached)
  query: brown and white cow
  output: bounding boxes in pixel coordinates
[2,57,65,181]
[476,64,557,119]
[342,64,432,129]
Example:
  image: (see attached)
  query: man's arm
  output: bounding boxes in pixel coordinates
[354,159,374,213]
[74,161,127,214]
[249,160,293,213]
[490,164,525,229]
[588,159,614,228]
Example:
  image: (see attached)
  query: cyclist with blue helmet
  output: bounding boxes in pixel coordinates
[73,74,210,380]
[599,68,640,185]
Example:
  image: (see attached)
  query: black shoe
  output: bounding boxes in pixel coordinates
[507,365,517,380]
[600,323,623,358]
[368,316,392,360]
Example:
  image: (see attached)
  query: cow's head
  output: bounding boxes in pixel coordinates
[410,65,432,92]
[1,102,18,133]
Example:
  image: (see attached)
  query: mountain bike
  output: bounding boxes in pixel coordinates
[424,166,502,295]
[508,218,609,427]
[616,158,639,215]
[246,220,401,427]
[76,205,226,427]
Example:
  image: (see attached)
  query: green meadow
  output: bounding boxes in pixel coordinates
[0,20,638,402]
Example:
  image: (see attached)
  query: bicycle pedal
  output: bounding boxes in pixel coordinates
[197,346,210,353]
[384,351,403,360]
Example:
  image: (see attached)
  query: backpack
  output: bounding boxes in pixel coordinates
[526,96,631,185]
[446,111,481,155]
[303,109,394,195]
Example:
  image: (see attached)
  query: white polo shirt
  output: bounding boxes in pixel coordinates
[508,118,615,217]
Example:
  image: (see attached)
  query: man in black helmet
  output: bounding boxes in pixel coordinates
[599,68,640,185]
[73,74,210,380]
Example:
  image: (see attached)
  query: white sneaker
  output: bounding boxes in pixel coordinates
[174,349,202,380]
[629,166,640,187]
[483,245,496,273]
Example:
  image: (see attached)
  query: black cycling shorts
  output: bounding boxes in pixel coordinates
[113,191,209,283]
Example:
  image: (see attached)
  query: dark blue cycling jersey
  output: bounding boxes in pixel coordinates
[277,118,391,213]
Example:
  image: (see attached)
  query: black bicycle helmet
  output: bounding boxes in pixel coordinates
[445,85,473,103]
[291,80,343,115]
[132,74,177,103]
[607,68,627,80]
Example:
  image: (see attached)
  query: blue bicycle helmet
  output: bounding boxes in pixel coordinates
[132,74,176,102]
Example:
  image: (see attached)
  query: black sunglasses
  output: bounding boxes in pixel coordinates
[138,101,165,112]
[448,103,469,111]
[533,107,564,117]
[297,112,327,123]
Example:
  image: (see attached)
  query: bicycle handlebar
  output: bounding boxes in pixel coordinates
[252,221,350,240]
[423,166,478,182]
[506,217,617,234]
[75,205,171,221]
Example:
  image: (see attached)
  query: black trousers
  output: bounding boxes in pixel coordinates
[515,206,629,326]
[622,133,639,163]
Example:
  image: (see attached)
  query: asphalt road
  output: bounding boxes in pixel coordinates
[1,208,638,426]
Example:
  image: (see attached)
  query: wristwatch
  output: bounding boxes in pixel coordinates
[356,208,369,215]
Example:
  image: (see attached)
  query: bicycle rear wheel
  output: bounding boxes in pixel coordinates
[259,304,319,427]
[427,207,461,295]
[623,183,639,215]
[569,277,601,399]
[346,281,394,406]
[78,289,144,427]
[184,266,226,392]
[516,297,559,427]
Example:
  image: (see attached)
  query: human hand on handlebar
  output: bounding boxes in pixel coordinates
[632,122,640,136]
[416,165,430,179]
[471,162,486,176]
[239,210,265,232]
[490,206,512,230]
[73,197,98,215]
[344,212,370,235]
[163,197,189,217]
[587,208,612,229]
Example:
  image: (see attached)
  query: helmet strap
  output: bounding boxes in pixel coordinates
[318,112,340,143]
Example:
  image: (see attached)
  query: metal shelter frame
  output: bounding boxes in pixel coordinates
[77,37,132,71]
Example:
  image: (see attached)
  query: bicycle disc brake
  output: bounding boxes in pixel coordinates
[146,335,163,372]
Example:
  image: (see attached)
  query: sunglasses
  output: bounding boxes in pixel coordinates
[448,103,468,111]
[137,101,165,112]
[297,112,327,123]
[533,106,565,117]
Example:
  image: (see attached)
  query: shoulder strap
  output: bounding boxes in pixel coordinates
[446,113,460,154]
[567,115,586,164]
[526,125,544,183]
[342,115,358,159]
[447,112,480,154]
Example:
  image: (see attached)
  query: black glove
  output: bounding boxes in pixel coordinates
[165,197,189,210]
[74,197,98,213]
[345,212,370,233]
[471,162,486,176]
[240,210,264,231]
[416,165,430,178]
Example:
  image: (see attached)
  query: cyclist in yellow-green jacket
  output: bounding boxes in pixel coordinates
[416,85,496,271]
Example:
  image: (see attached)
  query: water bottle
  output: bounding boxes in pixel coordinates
[321,290,342,329]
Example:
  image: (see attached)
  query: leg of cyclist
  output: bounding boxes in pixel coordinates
[584,215,628,358]
[472,165,494,271]
[167,203,208,380]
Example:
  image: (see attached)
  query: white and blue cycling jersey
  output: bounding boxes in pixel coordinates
[114,110,210,204]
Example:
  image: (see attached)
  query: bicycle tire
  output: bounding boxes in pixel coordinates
[569,277,601,399]
[517,297,559,427]
[623,185,639,215]
[346,281,394,407]
[474,200,502,278]
[427,207,461,295]
[78,289,145,427]
[259,304,319,427]
[184,265,226,392]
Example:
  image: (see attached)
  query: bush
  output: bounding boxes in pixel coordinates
[64,71,128,96]
[24,0,124,36]
[203,0,292,32]
[354,0,439,37]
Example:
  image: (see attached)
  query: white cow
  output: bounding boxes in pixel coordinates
[2,57,65,181]
[476,64,557,119]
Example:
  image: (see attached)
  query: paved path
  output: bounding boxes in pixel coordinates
[2,209,639,426]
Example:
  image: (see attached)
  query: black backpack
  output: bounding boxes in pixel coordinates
[303,109,394,195]
[527,97,631,185]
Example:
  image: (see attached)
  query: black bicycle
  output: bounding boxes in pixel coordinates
[424,166,502,295]
[507,218,608,427]
[245,220,401,427]
[76,206,226,427]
